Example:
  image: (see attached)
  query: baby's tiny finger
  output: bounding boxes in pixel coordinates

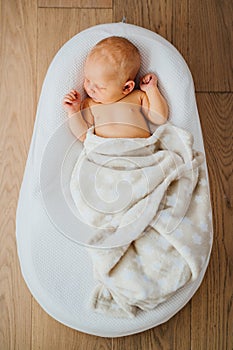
[68,93,76,100]
[71,90,79,98]
[64,94,72,100]
[63,97,73,104]
[69,92,76,99]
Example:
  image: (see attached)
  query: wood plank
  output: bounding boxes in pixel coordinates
[189,0,232,91]
[113,0,173,41]
[37,8,112,97]
[191,93,233,350]
[38,0,112,8]
[33,7,113,349]
[172,0,189,63]
[0,0,37,349]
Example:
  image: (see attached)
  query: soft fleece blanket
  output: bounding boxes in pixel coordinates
[70,123,212,318]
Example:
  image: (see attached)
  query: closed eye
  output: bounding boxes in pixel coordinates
[97,86,106,90]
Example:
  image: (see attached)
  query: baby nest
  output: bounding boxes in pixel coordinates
[16,22,213,337]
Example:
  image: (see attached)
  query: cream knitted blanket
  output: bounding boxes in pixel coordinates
[70,123,212,317]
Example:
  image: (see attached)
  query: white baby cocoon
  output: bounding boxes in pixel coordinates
[16,22,213,337]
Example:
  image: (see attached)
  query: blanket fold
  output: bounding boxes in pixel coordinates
[70,123,212,317]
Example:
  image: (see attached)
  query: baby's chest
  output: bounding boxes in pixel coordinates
[91,103,142,125]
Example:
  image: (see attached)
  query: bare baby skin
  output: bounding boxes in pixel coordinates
[63,36,168,142]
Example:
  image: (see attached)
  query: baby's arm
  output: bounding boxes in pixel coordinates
[63,90,93,142]
[140,74,168,125]
[81,98,94,129]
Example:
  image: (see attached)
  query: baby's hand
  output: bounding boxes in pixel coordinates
[140,73,158,92]
[63,89,81,115]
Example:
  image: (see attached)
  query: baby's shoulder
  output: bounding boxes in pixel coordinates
[126,89,146,103]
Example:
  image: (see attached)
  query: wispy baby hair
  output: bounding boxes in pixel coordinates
[88,36,141,82]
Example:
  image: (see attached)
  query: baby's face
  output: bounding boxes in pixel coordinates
[83,58,125,104]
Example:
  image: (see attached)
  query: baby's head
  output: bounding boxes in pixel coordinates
[84,36,141,104]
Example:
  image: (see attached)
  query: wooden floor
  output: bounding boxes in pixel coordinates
[0,0,232,349]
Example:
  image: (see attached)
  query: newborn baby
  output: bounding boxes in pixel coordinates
[63,36,168,142]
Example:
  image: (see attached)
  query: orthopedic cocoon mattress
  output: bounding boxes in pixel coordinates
[16,23,213,337]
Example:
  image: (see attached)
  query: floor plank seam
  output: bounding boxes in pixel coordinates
[37,6,113,9]
[195,91,233,93]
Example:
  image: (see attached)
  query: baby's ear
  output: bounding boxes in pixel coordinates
[123,80,135,95]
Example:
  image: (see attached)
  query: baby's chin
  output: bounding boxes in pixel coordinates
[90,96,107,104]
[87,93,101,103]
[91,96,101,102]
[87,93,118,104]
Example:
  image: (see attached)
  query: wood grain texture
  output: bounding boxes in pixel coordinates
[0,0,37,349]
[38,0,112,8]
[189,0,233,91]
[113,0,173,41]
[191,93,233,350]
[0,0,232,349]
[172,0,189,62]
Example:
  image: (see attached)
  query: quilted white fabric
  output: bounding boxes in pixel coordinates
[16,22,213,337]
